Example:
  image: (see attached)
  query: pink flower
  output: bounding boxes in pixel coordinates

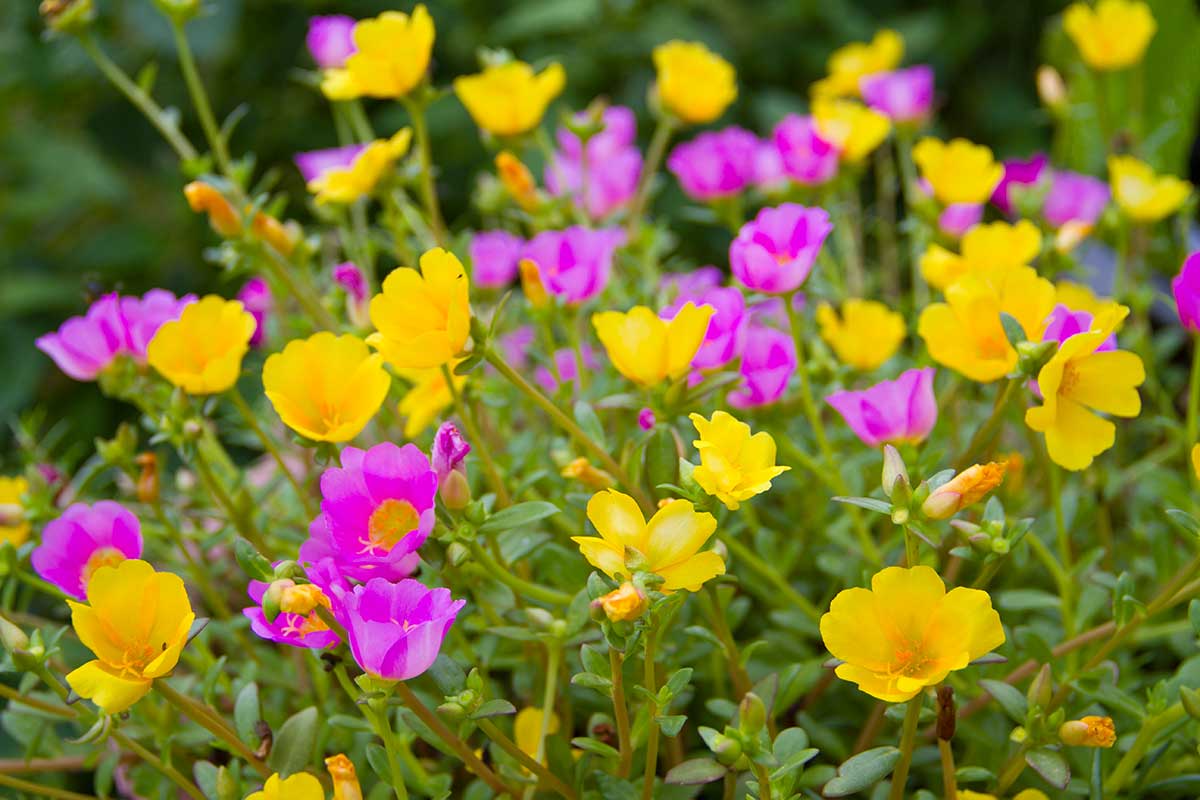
[1042,304,1117,350]
[243,559,343,650]
[31,502,143,600]
[431,422,470,484]
[730,203,833,294]
[1173,253,1200,332]
[992,153,1049,216]
[535,346,598,394]
[497,326,536,371]
[663,286,746,370]
[469,231,524,288]
[1043,171,1109,228]
[662,267,723,298]
[295,145,364,184]
[753,137,788,190]
[522,226,625,304]
[300,443,437,582]
[860,65,934,123]
[37,291,195,381]
[637,409,656,430]
[773,115,839,186]
[306,15,357,69]
[938,203,984,238]
[667,127,760,200]
[338,578,465,680]
[332,262,370,327]
[728,325,796,408]
[826,367,938,448]
[546,107,642,219]
[237,278,272,348]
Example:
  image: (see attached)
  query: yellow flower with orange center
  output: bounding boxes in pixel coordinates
[0,476,29,546]
[262,332,391,443]
[320,6,434,100]
[454,61,566,137]
[652,41,737,125]
[1109,155,1191,223]
[592,303,714,387]
[307,129,412,205]
[813,98,891,163]
[1064,0,1155,71]
[820,565,1005,702]
[146,296,256,395]
[368,248,471,369]
[816,299,906,370]
[689,411,790,510]
[913,137,1004,206]
[812,29,904,98]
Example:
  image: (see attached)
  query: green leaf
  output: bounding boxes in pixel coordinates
[978,680,1029,723]
[664,667,693,698]
[193,761,219,800]
[478,501,561,535]
[267,706,318,777]
[955,766,994,783]
[1190,598,1200,637]
[365,742,392,782]
[1025,747,1070,789]
[233,682,261,745]
[1166,508,1200,537]
[822,746,901,797]
[665,757,727,785]
[573,400,607,449]
[428,655,467,695]
[999,312,1027,347]
[580,644,610,678]
[772,727,811,763]
[570,736,621,759]
[656,714,687,736]
[571,672,613,693]
[832,496,893,515]
[470,699,517,719]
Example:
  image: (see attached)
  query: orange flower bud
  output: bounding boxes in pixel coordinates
[495,151,539,211]
[184,182,241,237]
[251,212,301,255]
[134,452,159,504]
[519,258,550,309]
[325,753,363,800]
[596,581,647,622]
[922,462,1006,520]
[1059,715,1115,748]
[561,457,615,490]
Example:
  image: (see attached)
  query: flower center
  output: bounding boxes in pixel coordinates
[281,611,330,638]
[1059,362,1080,396]
[891,642,933,678]
[81,547,126,594]
[361,498,420,555]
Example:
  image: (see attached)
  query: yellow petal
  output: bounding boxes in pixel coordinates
[1066,350,1144,417]
[66,660,152,714]
[655,550,725,592]
[643,499,717,570]
[585,490,646,549]
[571,536,626,579]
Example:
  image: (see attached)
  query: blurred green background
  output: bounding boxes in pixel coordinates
[2,0,1198,455]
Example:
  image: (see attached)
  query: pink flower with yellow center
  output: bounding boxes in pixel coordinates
[300,443,436,581]
[31,502,143,601]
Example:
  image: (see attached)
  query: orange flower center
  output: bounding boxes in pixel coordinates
[361,498,419,555]
[281,611,330,638]
[82,548,126,589]
[891,642,934,678]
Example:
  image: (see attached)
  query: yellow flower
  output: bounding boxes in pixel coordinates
[1109,155,1191,223]
[147,296,255,395]
[561,458,615,490]
[596,581,647,622]
[813,99,891,163]
[0,476,29,546]
[690,411,790,510]
[1026,307,1144,471]
[922,462,1007,519]
[920,221,1043,291]
[1060,715,1116,747]
[65,559,194,713]
[245,771,325,800]
[1064,0,1155,71]
[368,248,471,369]
[1055,281,1114,319]
[520,258,550,308]
[325,754,363,800]
[320,6,434,99]
[592,303,714,387]
[515,706,560,766]
[816,299,906,370]
[496,151,539,211]
[572,490,724,592]
[913,137,1004,206]
[820,565,1005,702]
[652,41,737,125]
[1192,443,1200,481]
[812,29,904,98]
[308,129,413,205]
[396,364,466,438]
[454,61,565,137]
[918,266,1057,382]
[958,793,1049,800]
[184,182,240,237]
[263,333,391,442]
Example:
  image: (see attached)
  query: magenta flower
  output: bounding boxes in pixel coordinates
[431,422,470,484]
[637,408,656,431]
[730,203,833,294]
[295,145,364,184]
[826,367,938,448]
[992,153,1049,216]
[37,291,195,381]
[667,127,760,200]
[773,115,839,186]
[753,137,788,190]
[1043,171,1109,228]
[1042,304,1117,350]
[1173,253,1200,332]
[663,286,746,370]
[31,502,143,600]
[522,226,625,304]
[238,278,272,348]
[243,560,343,650]
[938,203,984,238]
[860,65,935,123]
[306,15,357,69]
[469,231,524,288]
[546,107,642,219]
[333,262,370,327]
[339,578,465,680]
[662,267,723,298]
[728,325,796,408]
[536,346,598,394]
[300,443,437,582]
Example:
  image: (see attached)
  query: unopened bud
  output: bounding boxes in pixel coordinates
[525,608,555,630]
[251,213,301,256]
[922,462,1006,520]
[738,692,767,735]
[1017,339,1058,378]
[1028,666,1052,708]
[495,151,539,211]
[446,542,469,567]
[562,457,615,490]
[437,701,466,723]
[0,614,30,655]
[881,445,910,499]
[1036,66,1067,111]
[594,582,647,622]
[135,452,159,504]
[440,470,472,510]
[262,579,295,623]
[184,182,241,237]
[935,686,956,741]
[273,560,306,580]
[1055,220,1092,254]
[1059,716,1116,748]
[519,259,550,309]
[325,753,364,800]
[711,733,743,766]
[40,0,95,33]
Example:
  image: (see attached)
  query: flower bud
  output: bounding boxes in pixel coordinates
[1036,66,1067,112]
[595,582,647,622]
[1059,716,1116,748]
[520,258,550,309]
[637,408,657,431]
[738,692,767,735]
[325,753,364,800]
[446,542,469,567]
[432,422,472,509]
[711,733,743,766]
[562,457,615,490]
[495,151,539,211]
[0,614,30,656]
[440,470,471,511]
[135,452,159,504]
[184,182,241,237]
[1055,220,1092,254]
[525,607,555,630]
[0,503,23,530]
[332,262,371,328]
[1016,339,1058,378]
[262,579,295,623]
[40,0,95,33]
[251,212,301,256]
[921,462,1006,520]
[437,701,467,723]
[935,686,956,741]
[881,444,910,500]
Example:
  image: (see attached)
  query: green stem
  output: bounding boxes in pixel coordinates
[699,586,752,700]
[875,145,902,302]
[717,530,821,621]
[994,743,1030,794]
[150,503,231,619]
[610,648,633,778]
[76,34,197,161]
[1113,217,1130,300]
[626,118,675,237]
[1104,702,1186,793]
[523,643,562,800]
[314,604,349,642]
[402,96,447,247]
[954,378,1021,470]
[893,127,928,311]
[190,441,266,553]
[464,539,573,605]
[258,243,339,331]
[1049,461,1077,642]
[370,703,410,800]
[836,180,866,296]
[154,681,270,777]
[476,718,578,799]
[485,347,654,513]
[170,21,232,176]
[903,524,919,568]
[111,730,205,800]
[641,626,660,800]
[441,365,511,507]
[887,695,923,800]
[752,762,774,800]
[229,387,315,519]
[0,774,98,800]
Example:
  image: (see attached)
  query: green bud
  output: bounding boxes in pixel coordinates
[464,501,487,526]
[273,560,305,580]
[446,542,469,567]
[233,538,274,582]
[1016,339,1057,378]
[0,614,29,653]
[711,733,743,766]
[466,669,484,693]
[738,692,767,735]
[990,538,1010,555]
[624,547,650,573]
[151,0,200,24]
[40,0,95,34]
[1027,664,1053,708]
[262,580,293,624]
[440,470,471,511]
[525,608,555,630]
[881,445,910,500]
[437,701,466,723]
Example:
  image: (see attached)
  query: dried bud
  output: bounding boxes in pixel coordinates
[935,686,956,741]
[519,258,550,309]
[562,457,615,490]
[1036,65,1067,111]
[881,444,910,499]
[184,182,241,237]
[1059,716,1116,748]
[595,582,647,622]
[1027,664,1053,708]
[922,462,1006,520]
[495,151,539,211]
[135,452,159,504]
[325,753,364,800]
